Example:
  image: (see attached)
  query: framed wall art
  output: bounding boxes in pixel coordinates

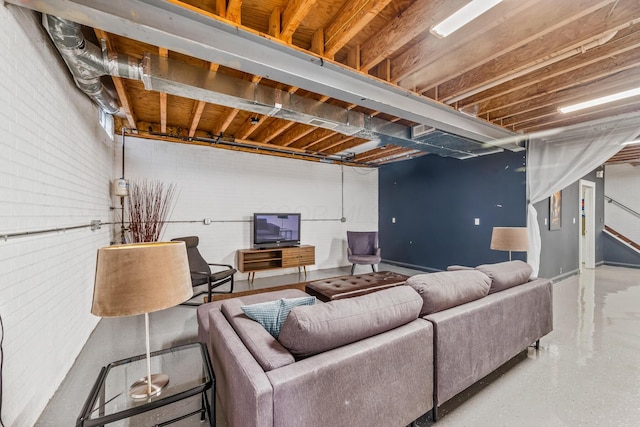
[550,190,562,231]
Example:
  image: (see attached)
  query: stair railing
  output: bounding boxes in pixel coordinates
[605,195,640,220]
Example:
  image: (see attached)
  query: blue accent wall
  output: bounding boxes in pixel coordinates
[379,151,527,271]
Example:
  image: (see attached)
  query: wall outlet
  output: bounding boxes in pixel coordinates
[544,218,548,225]
[392,217,396,223]
[203,218,211,225]
[572,217,576,224]
[474,218,480,225]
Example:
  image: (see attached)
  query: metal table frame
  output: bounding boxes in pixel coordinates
[76,342,215,427]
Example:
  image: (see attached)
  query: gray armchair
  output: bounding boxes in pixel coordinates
[347,231,381,275]
[171,236,236,306]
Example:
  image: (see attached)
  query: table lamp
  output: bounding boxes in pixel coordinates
[490,227,528,261]
[92,241,193,399]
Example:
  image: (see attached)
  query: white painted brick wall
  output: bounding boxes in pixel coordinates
[0,6,113,426]
[123,137,378,277]
[604,163,640,243]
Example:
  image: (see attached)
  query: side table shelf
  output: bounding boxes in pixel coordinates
[237,245,315,281]
[76,342,215,427]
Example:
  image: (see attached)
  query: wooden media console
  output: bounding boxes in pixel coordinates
[237,245,315,281]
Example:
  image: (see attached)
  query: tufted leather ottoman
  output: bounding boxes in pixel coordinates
[304,271,410,302]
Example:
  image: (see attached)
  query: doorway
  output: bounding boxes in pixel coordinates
[579,179,596,270]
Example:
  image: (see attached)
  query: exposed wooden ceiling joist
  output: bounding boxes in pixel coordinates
[16,0,640,166]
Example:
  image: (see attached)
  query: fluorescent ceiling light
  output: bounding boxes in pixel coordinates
[621,139,640,146]
[559,87,640,113]
[430,0,504,38]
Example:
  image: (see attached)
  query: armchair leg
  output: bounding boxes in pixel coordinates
[351,264,355,275]
[371,264,376,273]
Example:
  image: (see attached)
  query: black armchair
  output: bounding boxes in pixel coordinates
[171,236,236,305]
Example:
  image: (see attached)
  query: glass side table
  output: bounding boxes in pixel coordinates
[76,342,214,427]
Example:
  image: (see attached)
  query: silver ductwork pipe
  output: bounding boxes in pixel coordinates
[141,54,503,159]
[42,14,506,159]
[42,14,142,115]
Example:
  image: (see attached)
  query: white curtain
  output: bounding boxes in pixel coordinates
[527,112,640,277]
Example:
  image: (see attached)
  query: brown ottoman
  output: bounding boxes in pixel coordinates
[304,271,410,302]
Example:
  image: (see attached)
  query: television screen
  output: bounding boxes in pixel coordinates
[253,213,301,248]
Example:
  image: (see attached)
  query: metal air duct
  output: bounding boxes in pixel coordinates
[42,13,508,159]
[42,14,142,115]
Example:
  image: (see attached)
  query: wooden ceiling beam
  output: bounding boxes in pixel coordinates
[452,26,640,109]
[212,107,239,135]
[515,102,640,132]
[225,0,242,23]
[324,0,393,59]
[271,124,316,147]
[438,3,640,104]
[391,0,608,86]
[325,137,367,155]
[356,145,406,162]
[281,0,318,43]
[359,0,465,72]
[484,66,640,120]
[188,62,220,137]
[290,128,337,149]
[158,47,169,133]
[269,7,281,38]
[93,29,137,129]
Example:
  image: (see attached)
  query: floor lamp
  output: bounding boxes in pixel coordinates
[92,241,193,399]
[490,227,529,261]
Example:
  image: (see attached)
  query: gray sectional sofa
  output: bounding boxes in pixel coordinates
[197,261,553,426]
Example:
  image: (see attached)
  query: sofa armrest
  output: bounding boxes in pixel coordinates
[424,278,552,406]
[266,319,434,427]
[208,309,274,427]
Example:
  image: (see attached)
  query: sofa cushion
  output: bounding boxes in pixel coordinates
[240,296,316,338]
[406,270,491,316]
[221,299,299,372]
[277,286,422,358]
[475,260,533,293]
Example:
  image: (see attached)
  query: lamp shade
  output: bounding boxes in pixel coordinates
[92,241,193,317]
[490,227,529,252]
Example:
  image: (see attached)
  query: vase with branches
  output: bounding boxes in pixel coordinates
[127,179,177,243]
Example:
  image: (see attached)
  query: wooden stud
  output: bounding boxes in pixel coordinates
[311,29,324,56]
[324,0,392,58]
[269,7,281,38]
[347,45,361,71]
[226,0,242,23]
[281,0,318,44]
[94,29,137,129]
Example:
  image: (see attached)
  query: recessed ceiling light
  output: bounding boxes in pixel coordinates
[430,0,504,38]
[558,87,640,114]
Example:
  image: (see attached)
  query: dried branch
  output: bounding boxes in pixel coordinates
[127,179,176,243]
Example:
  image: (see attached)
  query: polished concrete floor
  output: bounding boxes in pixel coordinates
[36,264,640,426]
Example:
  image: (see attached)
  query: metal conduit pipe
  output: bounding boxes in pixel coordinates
[42,14,142,115]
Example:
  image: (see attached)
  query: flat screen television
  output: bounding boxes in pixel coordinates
[253,213,301,249]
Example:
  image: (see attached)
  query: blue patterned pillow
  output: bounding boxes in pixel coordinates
[241,296,316,338]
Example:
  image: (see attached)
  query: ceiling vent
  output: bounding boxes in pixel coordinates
[411,124,436,139]
[307,118,340,130]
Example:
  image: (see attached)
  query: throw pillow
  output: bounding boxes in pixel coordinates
[241,296,316,338]
[406,270,491,315]
[475,260,533,293]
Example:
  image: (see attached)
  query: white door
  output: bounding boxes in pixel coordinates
[579,180,596,270]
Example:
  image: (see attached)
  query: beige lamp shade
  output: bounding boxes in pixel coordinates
[490,227,529,252]
[92,241,193,317]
